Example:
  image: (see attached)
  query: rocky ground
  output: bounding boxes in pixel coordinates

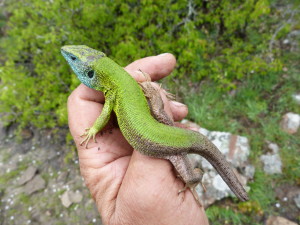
[0,109,299,224]
[0,125,101,225]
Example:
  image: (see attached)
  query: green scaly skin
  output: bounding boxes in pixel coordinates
[61,45,249,202]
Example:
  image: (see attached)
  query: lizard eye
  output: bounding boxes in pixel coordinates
[70,56,77,61]
[87,70,94,78]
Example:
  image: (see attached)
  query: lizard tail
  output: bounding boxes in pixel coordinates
[191,134,249,201]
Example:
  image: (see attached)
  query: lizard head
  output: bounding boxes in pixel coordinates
[61,45,106,89]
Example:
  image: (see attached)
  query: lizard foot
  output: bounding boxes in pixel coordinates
[178,183,203,207]
[138,69,152,82]
[80,127,98,148]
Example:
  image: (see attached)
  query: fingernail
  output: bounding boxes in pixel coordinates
[158,53,170,56]
[171,101,186,108]
[135,70,143,74]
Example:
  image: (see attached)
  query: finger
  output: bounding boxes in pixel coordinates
[73,83,105,103]
[125,53,176,82]
[116,151,208,224]
[68,84,105,148]
[149,82,188,122]
[118,151,185,210]
[169,101,188,121]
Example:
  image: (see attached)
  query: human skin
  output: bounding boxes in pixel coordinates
[67,53,210,225]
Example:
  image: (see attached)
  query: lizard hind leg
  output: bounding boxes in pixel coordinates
[139,80,204,206]
[166,155,204,207]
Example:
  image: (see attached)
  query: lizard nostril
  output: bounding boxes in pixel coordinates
[71,56,77,61]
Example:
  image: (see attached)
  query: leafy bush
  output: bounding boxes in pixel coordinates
[0,0,282,129]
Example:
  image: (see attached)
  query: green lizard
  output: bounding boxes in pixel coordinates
[61,45,249,203]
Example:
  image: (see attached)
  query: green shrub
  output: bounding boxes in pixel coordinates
[0,0,282,129]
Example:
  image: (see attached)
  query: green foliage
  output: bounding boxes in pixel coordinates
[0,0,282,129]
[207,205,251,225]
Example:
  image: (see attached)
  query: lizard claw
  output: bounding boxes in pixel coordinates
[178,184,188,194]
[178,183,203,207]
[80,127,98,148]
[201,183,207,192]
[138,69,152,82]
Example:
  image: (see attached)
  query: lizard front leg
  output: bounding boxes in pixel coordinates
[80,92,115,148]
[139,77,204,206]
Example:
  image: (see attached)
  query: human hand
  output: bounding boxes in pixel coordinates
[68,53,209,225]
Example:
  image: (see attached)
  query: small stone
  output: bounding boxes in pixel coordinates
[24,175,46,195]
[69,190,83,203]
[260,154,282,174]
[280,112,300,134]
[61,190,83,208]
[294,193,300,209]
[266,216,297,225]
[283,39,289,44]
[268,142,279,154]
[61,191,72,208]
[292,94,300,105]
[243,165,255,179]
[18,166,37,185]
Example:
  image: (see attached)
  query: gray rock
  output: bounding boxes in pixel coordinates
[268,142,280,154]
[18,166,37,185]
[280,112,300,134]
[287,30,300,51]
[243,165,255,179]
[24,175,46,195]
[294,193,300,209]
[61,191,72,208]
[198,128,250,168]
[266,216,298,225]
[292,93,300,105]
[185,124,252,207]
[61,190,83,208]
[201,171,230,205]
[260,154,282,174]
[69,190,83,203]
[283,39,289,44]
[212,174,231,194]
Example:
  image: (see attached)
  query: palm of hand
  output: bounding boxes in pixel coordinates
[68,54,209,225]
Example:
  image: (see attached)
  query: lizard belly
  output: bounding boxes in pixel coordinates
[113,94,198,157]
